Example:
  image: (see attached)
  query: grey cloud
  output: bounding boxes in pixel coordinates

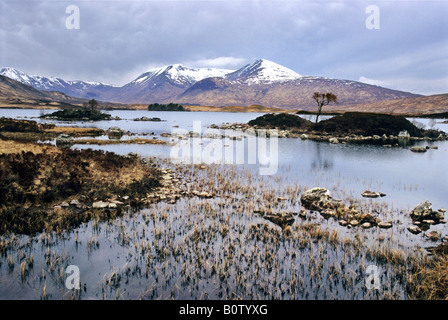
[0,0,447,94]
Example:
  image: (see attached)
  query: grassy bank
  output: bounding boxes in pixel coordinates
[0,118,172,235]
[0,145,161,235]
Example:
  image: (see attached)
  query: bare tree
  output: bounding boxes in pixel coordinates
[312,92,338,123]
[87,99,99,110]
[83,99,99,110]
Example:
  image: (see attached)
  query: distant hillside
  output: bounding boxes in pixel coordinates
[179,76,420,109]
[326,93,448,115]
[0,75,125,109]
[183,104,296,113]
[0,75,85,108]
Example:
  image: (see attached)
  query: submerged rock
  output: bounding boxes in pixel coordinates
[378,221,393,229]
[133,116,163,122]
[264,211,295,228]
[361,190,386,198]
[410,146,427,153]
[408,225,422,235]
[358,213,378,225]
[426,231,440,241]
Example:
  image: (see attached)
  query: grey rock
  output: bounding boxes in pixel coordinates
[300,187,334,211]
[329,137,339,144]
[411,200,433,220]
[55,134,74,148]
[92,201,109,209]
[398,130,410,139]
[107,126,124,140]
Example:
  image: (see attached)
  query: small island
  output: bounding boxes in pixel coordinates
[40,99,118,121]
[147,103,188,111]
[215,112,447,144]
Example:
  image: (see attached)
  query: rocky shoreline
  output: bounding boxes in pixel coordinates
[211,122,447,146]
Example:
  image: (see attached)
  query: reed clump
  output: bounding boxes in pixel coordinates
[407,244,448,299]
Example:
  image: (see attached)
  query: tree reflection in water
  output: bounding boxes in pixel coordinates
[311,141,334,170]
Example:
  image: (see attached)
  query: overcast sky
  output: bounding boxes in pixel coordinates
[1,0,447,95]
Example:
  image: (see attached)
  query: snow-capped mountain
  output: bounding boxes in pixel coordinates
[0,67,117,99]
[109,64,235,103]
[0,60,421,108]
[129,64,234,87]
[225,59,301,84]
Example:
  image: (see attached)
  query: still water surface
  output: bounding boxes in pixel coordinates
[0,108,447,300]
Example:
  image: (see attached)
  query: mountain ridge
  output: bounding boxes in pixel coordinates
[1,59,422,108]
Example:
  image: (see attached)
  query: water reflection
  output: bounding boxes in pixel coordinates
[311,141,334,170]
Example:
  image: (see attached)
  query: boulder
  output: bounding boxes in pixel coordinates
[107,126,124,140]
[329,137,339,144]
[55,134,74,148]
[410,200,445,223]
[92,201,109,209]
[300,187,334,211]
[411,200,433,220]
[398,130,410,139]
